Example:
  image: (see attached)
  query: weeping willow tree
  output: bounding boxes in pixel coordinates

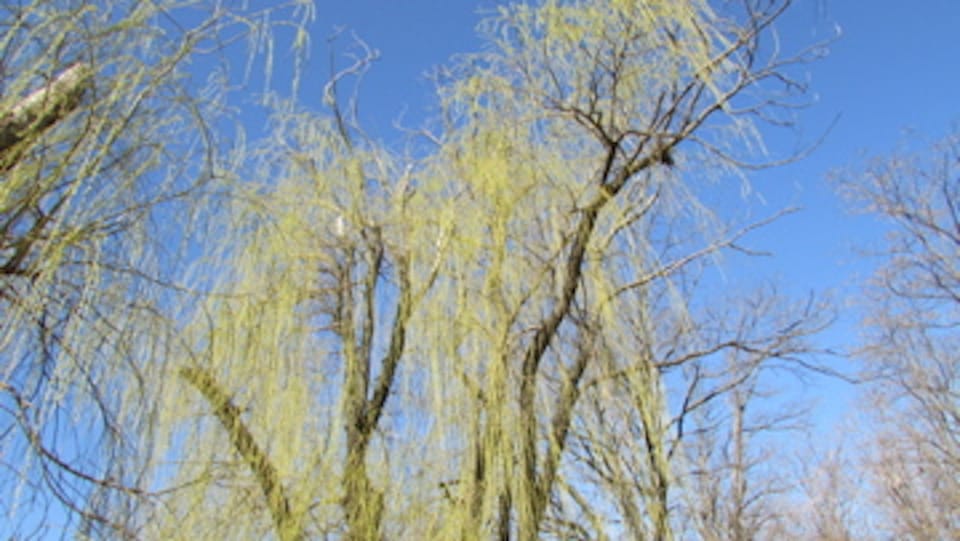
[0,1,312,538]
[0,0,831,539]
[128,1,838,540]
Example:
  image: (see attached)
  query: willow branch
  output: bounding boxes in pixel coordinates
[179,366,303,541]
[363,256,412,434]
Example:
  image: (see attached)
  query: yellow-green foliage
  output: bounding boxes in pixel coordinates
[2,1,821,539]
[0,1,313,538]
[145,1,794,539]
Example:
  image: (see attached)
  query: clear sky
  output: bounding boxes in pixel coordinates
[304,0,960,435]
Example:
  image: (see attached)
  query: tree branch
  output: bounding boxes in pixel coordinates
[179,366,303,541]
[0,62,91,171]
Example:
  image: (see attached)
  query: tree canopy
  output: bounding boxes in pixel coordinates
[1,1,956,540]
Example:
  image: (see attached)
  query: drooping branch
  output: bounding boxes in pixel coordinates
[0,62,91,171]
[179,366,303,541]
[0,380,145,538]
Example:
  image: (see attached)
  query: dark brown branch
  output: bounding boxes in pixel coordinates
[363,257,412,433]
[517,140,642,539]
[1,382,143,497]
[358,227,383,389]
[342,245,412,541]
[535,330,595,526]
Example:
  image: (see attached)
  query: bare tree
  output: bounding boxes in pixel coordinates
[839,129,960,539]
[565,287,830,541]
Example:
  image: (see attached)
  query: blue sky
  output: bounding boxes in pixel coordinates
[302,0,960,433]
[737,0,960,427]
